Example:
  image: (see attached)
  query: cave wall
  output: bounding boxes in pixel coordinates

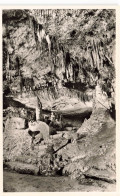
[2,9,116,110]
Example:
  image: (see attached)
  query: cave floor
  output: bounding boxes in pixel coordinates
[3,170,116,192]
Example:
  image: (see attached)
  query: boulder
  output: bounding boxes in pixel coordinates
[62,113,116,183]
[5,117,26,130]
[84,168,116,183]
[4,161,39,175]
[28,121,50,139]
[3,128,31,162]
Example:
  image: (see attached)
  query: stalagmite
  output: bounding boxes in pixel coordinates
[36,96,42,121]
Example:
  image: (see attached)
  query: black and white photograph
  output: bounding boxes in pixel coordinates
[2,8,116,192]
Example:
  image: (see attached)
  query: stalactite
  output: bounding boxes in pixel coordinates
[31,15,51,54]
[46,34,51,54]
[36,96,42,121]
[6,52,10,81]
[19,75,23,96]
[6,52,9,71]
[93,39,100,70]
[16,57,20,76]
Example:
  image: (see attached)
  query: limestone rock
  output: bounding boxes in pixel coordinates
[3,128,31,161]
[28,121,49,139]
[63,111,116,183]
[5,117,26,130]
[4,161,39,175]
[84,167,116,183]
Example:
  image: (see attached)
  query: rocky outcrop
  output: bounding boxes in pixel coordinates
[3,108,116,186]
[63,109,115,183]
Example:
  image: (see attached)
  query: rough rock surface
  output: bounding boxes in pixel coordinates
[3,109,115,185]
[5,117,26,130]
[3,9,115,111]
[28,121,50,139]
[63,109,115,184]
[3,9,116,191]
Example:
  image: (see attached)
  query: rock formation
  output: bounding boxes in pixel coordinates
[3,9,116,191]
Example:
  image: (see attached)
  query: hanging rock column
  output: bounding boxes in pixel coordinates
[36,96,42,121]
